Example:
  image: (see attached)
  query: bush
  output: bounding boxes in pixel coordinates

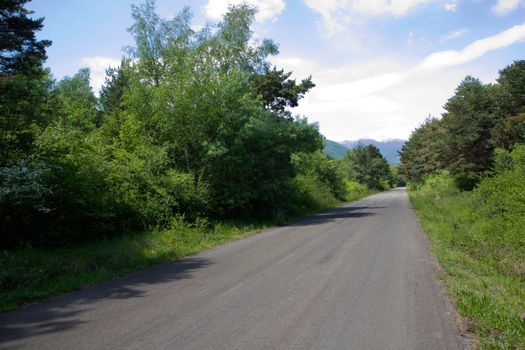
[344,180,369,201]
[417,170,459,199]
[290,174,339,216]
[472,145,525,275]
[0,160,53,247]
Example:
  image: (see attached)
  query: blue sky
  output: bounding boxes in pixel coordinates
[28,0,525,141]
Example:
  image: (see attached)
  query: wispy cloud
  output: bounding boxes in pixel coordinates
[492,0,525,15]
[443,0,458,12]
[202,0,285,22]
[418,22,525,71]
[440,28,469,43]
[80,56,120,94]
[304,0,437,35]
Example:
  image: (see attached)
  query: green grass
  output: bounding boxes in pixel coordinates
[410,189,525,349]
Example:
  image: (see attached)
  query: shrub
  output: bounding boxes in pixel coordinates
[0,160,53,247]
[418,170,459,199]
[290,174,338,216]
[344,180,369,201]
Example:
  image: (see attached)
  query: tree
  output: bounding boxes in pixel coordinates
[344,144,390,190]
[491,60,525,150]
[439,77,499,188]
[99,59,132,115]
[0,0,52,165]
[0,0,51,75]
[497,60,525,116]
[399,117,444,182]
[53,68,99,130]
[251,67,315,116]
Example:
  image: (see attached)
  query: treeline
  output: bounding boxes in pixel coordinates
[399,61,525,189]
[0,0,397,248]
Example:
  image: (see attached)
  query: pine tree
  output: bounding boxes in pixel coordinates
[0,0,52,164]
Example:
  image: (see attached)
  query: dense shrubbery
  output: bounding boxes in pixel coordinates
[473,145,525,275]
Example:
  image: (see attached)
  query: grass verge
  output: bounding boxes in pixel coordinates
[410,189,525,349]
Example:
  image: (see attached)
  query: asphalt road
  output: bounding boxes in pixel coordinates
[0,188,466,350]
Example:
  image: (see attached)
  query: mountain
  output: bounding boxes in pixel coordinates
[340,139,406,165]
[323,138,406,164]
[323,140,349,159]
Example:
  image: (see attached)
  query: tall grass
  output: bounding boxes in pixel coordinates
[409,167,525,349]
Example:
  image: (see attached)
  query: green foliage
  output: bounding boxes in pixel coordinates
[343,144,391,190]
[399,117,443,183]
[0,0,52,165]
[251,67,315,115]
[388,165,406,187]
[292,151,347,201]
[473,145,525,273]
[53,68,100,130]
[0,160,52,246]
[344,180,371,202]
[290,174,339,216]
[497,60,525,116]
[400,61,525,189]
[415,171,459,199]
[0,0,51,75]
[99,59,132,115]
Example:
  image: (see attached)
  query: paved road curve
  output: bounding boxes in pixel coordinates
[0,189,466,350]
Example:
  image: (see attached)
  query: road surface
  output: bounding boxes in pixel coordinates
[0,188,466,350]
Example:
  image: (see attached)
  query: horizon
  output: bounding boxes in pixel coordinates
[29,0,525,141]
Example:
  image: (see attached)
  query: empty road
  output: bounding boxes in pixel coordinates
[0,188,465,350]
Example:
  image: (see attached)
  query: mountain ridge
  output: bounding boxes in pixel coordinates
[323,139,406,165]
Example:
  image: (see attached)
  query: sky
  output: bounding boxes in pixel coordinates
[28,0,525,141]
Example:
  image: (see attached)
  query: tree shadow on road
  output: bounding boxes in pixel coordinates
[0,256,211,347]
[287,206,383,226]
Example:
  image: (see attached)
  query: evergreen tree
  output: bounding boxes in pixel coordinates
[0,0,52,164]
[345,144,390,190]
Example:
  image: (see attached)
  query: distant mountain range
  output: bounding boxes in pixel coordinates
[323,139,406,165]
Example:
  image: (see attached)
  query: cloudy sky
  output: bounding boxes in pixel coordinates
[29,0,525,141]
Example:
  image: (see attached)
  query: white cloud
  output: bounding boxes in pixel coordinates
[275,23,525,140]
[303,0,348,34]
[492,0,524,15]
[418,22,525,71]
[203,0,285,22]
[80,56,120,94]
[304,0,436,35]
[443,1,457,12]
[440,28,469,43]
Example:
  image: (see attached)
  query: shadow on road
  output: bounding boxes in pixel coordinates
[287,206,383,226]
[0,257,211,347]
